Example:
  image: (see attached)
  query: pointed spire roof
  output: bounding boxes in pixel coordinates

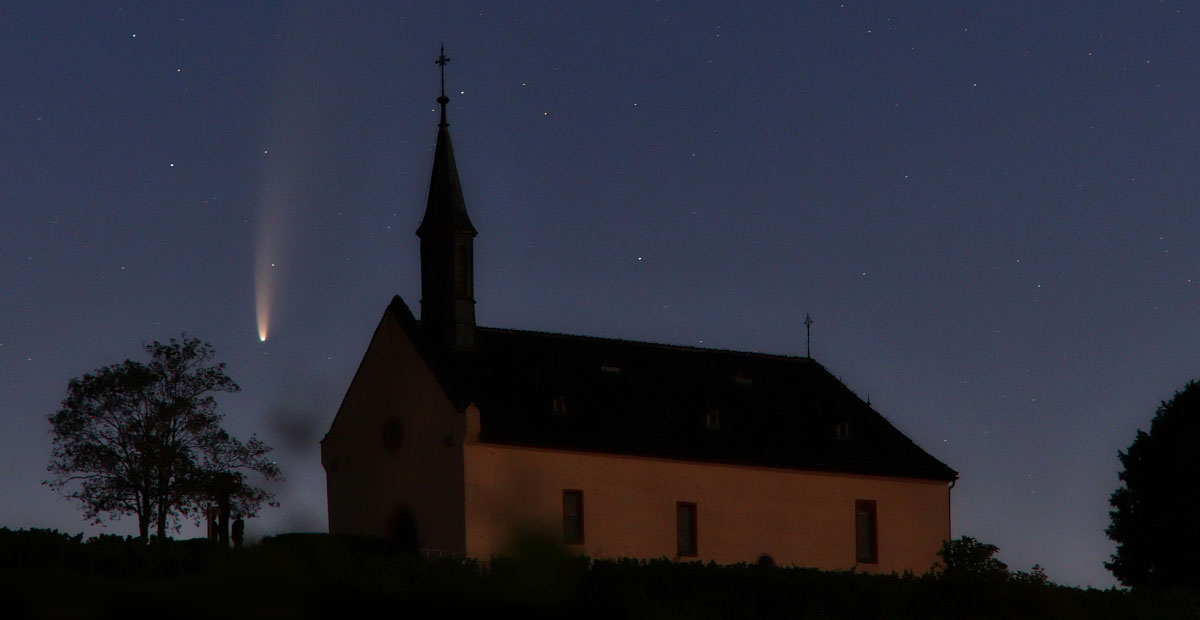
[417,46,476,237]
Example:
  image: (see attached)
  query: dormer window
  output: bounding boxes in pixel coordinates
[835,421,850,440]
[706,408,722,430]
[600,360,621,374]
[552,395,567,415]
[734,370,753,387]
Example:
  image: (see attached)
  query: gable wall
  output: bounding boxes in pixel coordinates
[463,442,949,573]
[321,311,466,555]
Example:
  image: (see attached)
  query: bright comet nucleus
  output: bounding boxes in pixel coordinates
[254,265,271,342]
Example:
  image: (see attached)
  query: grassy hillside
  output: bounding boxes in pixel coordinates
[1,528,1195,619]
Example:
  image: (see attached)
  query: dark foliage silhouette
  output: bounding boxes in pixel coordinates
[3,529,1198,619]
[45,337,281,540]
[935,536,1009,581]
[1107,380,1200,588]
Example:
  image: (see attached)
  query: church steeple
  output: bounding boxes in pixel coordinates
[417,46,477,351]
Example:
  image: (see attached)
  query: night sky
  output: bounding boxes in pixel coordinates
[3,2,1198,588]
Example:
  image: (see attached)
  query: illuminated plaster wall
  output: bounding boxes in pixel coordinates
[463,437,950,574]
[321,310,466,555]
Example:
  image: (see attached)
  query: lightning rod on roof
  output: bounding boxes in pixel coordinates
[804,312,814,358]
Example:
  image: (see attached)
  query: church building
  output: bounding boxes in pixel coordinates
[320,56,957,574]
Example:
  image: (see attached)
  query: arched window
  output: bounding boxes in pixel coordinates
[705,408,721,430]
[455,246,470,293]
[382,417,405,452]
[855,500,878,564]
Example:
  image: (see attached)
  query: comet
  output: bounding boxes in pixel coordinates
[254,180,287,344]
[254,28,323,343]
[254,244,274,342]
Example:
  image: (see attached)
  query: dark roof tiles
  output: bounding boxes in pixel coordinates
[388,296,957,482]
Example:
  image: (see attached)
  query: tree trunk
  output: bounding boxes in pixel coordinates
[155,465,169,540]
[156,498,167,540]
[217,491,231,547]
[138,493,150,541]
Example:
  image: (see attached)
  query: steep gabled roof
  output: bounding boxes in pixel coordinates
[386,296,957,482]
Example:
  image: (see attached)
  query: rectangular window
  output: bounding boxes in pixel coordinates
[855,499,878,564]
[677,502,698,557]
[563,490,584,544]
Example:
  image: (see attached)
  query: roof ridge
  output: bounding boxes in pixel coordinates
[473,324,820,363]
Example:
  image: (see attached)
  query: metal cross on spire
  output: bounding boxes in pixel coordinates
[804,313,814,358]
[435,45,451,126]
[435,45,451,98]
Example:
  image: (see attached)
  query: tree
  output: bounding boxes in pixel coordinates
[45,337,281,541]
[935,536,1052,586]
[1107,380,1200,588]
[935,536,1010,581]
